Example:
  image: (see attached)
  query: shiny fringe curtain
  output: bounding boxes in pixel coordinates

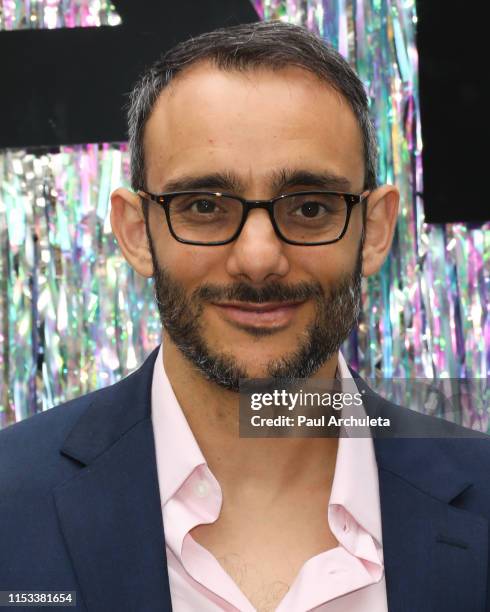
[0,0,121,29]
[1,0,489,428]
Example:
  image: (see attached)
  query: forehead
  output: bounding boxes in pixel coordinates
[143,61,365,192]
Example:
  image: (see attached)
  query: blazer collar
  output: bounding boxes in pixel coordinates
[55,346,487,612]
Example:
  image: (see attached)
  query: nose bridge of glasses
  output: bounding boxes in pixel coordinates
[235,198,284,243]
[234,198,274,222]
[243,199,276,210]
[240,199,277,230]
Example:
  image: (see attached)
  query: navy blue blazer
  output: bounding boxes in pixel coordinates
[2,345,490,611]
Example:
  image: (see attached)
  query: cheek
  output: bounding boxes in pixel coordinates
[148,202,229,280]
[287,205,363,280]
[154,237,225,288]
[292,241,358,284]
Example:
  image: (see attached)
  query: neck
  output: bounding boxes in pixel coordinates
[162,332,341,497]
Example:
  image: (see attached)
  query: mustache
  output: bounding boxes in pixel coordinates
[195,280,325,304]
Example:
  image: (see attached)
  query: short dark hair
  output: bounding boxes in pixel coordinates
[126,20,378,196]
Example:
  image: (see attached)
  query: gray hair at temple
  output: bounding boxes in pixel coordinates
[126,20,379,198]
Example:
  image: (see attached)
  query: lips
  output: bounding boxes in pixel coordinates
[211,300,305,327]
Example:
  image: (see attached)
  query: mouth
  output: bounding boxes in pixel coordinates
[211,300,306,328]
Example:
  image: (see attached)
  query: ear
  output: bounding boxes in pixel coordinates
[361,184,400,277]
[110,187,154,278]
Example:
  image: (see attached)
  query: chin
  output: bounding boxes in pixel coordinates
[233,351,287,378]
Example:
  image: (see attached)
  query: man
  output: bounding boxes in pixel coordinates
[1,20,490,612]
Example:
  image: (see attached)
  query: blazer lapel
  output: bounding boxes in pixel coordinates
[53,347,172,612]
[349,368,489,612]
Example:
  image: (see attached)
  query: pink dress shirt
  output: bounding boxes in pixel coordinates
[151,343,387,611]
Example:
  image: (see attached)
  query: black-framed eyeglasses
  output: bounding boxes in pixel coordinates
[137,188,370,246]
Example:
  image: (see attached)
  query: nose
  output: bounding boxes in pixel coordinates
[225,207,290,283]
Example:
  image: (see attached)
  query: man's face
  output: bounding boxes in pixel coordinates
[143,62,366,391]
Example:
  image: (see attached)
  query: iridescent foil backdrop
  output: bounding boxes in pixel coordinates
[0,0,121,29]
[1,0,489,428]
[0,145,162,425]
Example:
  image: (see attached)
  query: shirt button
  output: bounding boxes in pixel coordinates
[194,479,210,498]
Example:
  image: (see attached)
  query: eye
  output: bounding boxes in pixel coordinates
[189,198,218,214]
[292,200,330,218]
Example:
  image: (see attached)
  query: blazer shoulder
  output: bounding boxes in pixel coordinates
[1,387,97,447]
[0,349,158,496]
[0,383,114,493]
[372,391,490,493]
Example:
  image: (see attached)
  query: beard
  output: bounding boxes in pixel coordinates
[148,238,363,393]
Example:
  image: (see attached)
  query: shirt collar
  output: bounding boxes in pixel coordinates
[332,350,383,545]
[151,343,206,505]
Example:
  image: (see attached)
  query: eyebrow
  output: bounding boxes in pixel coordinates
[160,168,353,194]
